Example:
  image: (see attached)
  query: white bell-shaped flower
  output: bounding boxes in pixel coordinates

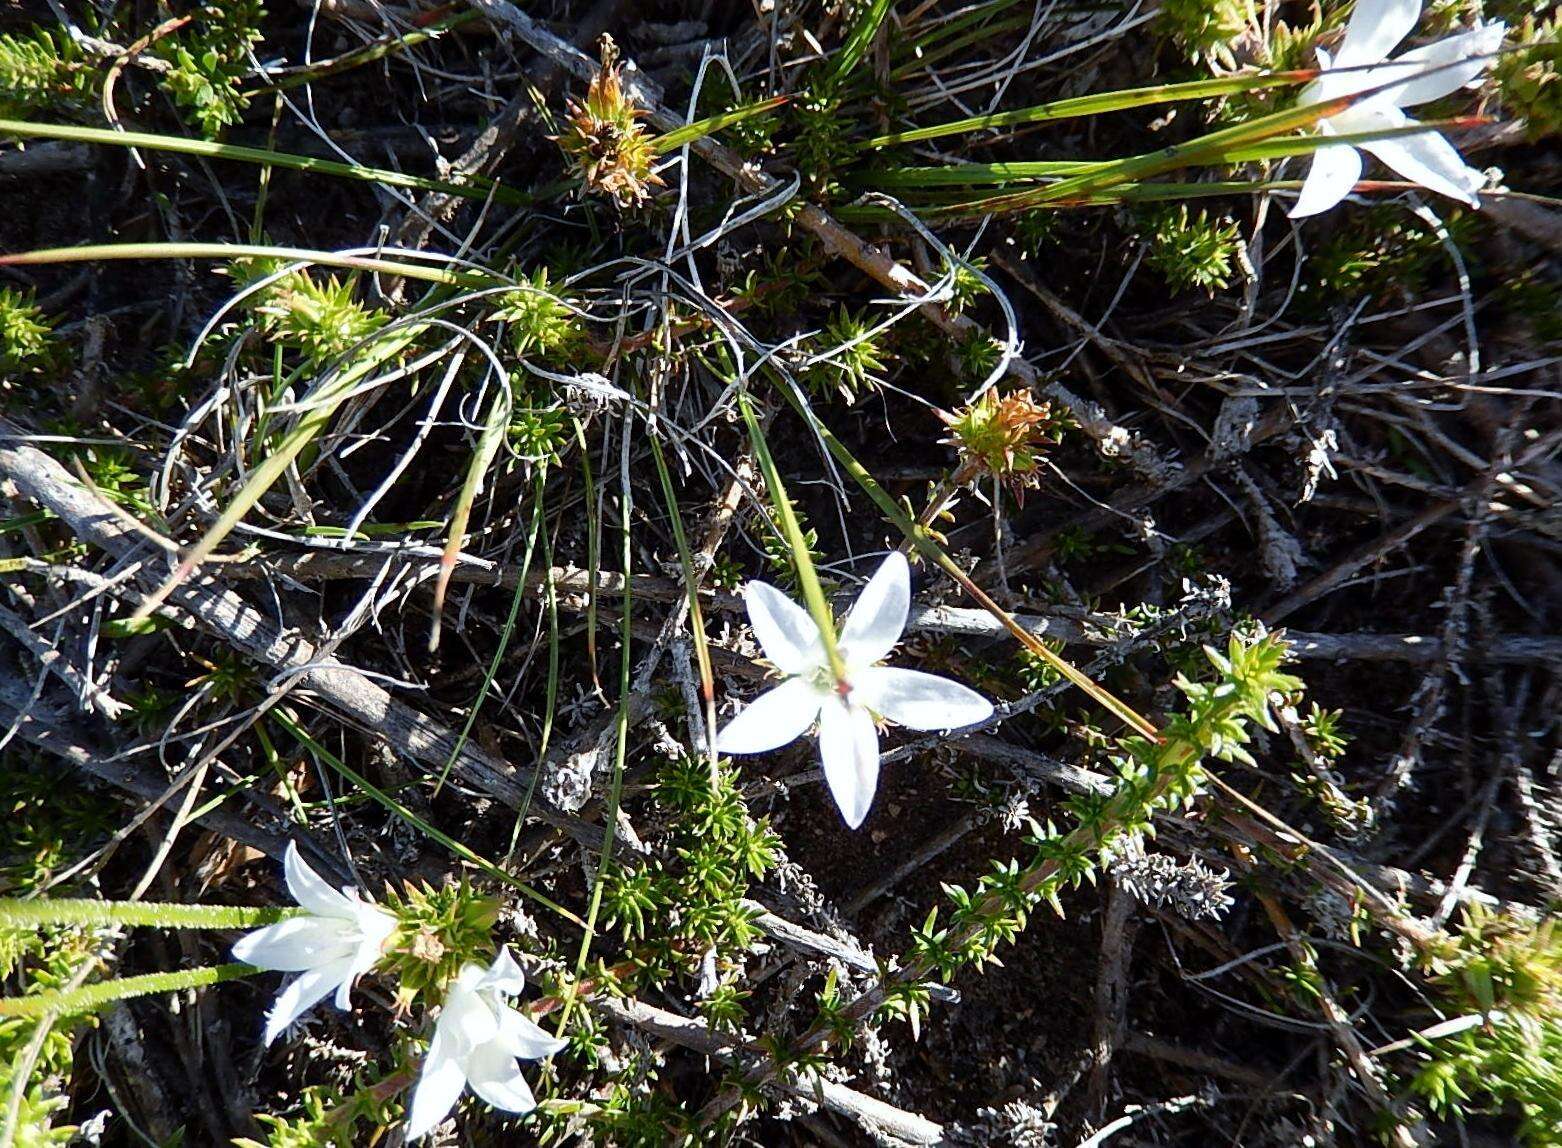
[1290,0,1504,218]
[405,948,567,1140]
[231,842,396,1045]
[716,551,994,829]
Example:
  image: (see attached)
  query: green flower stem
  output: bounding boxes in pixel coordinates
[0,117,529,206]
[0,898,296,931]
[768,375,1156,738]
[736,392,848,683]
[0,963,255,1020]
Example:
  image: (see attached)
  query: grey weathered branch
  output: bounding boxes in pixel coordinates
[745,899,956,1003]
[0,677,342,878]
[152,550,1561,665]
[0,419,592,844]
[594,994,946,1145]
[0,602,129,719]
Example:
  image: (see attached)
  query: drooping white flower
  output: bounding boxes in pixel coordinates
[1289,0,1505,218]
[405,948,567,1141]
[231,841,396,1045]
[716,551,994,829]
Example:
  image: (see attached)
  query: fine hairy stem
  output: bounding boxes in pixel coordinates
[0,898,297,931]
[0,964,255,1020]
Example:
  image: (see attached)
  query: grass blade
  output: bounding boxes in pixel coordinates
[0,241,495,287]
[862,71,1314,148]
[991,66,1477,210]
[130,325,422,621]
[274,712,583,926]
[651,95,789,154]
[430,384,512,652]
[434,468,549,798]
[829,0,896,85]
[854,159,1102,187]
[559,433,636,1033]
[253,7,485,93]
[863,117,1484,190]
[648,431,718,763]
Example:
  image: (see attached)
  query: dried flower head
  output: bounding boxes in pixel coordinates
[940,389,1063,490]
[555,35,663,208]
[1107,846,1235,921]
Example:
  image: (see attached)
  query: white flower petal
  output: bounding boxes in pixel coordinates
[716,677,823,755]
[852,667,994,732]
[333,924,391,1010]
[478,947,527,998]
[1288,142,1364,218]
[282,841,355,918]
[497,1007,569,1060]
[1360,114,1484,204]
[1385,22,1506,107]
[349,908,396,975]
[744,580,826,675]
[817,696,880,830]
[1334,0,1420,70]
[406,1025,469,1141]
[233,916,354,972]
[405,955,564,1139]
[838,551,910,669]
[464,1041,539,1115]
[333,969,358,1010]
[261,958,352,1045]
[450,961,487,995]
[1311,49,1406,103]
[443,972,501,1051]
[1299,48,1339,106]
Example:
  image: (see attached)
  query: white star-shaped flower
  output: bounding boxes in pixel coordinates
[716,551,994,828]
[1289,0,1505,218]
[405,948,567,1140]
[231,842,396,1045]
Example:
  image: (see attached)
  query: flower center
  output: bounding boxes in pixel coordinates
[808,665,851,698]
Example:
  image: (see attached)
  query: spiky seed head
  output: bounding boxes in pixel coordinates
[381,879,500,1008]
[940,389,1062,488]
[554,35,664,209]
